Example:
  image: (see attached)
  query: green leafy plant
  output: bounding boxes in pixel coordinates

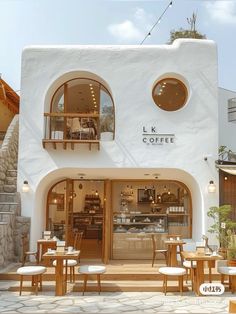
[226,230,236,260]
[207,205,236,250]
[218,145,232,161]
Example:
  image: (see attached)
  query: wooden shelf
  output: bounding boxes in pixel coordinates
[168,213,189,216]
[114,222,163,225]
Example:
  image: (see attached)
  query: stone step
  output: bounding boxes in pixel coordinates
[5,177,16,185]
[0,203,19,214]
[6,170,17,178]
[0,193,19,203]
[3,185,16,193]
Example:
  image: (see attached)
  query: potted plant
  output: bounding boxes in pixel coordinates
[207,205,236,259]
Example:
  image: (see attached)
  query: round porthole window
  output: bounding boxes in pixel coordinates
[152,78,188,111]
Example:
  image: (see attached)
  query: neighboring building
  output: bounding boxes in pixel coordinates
[18,39,219,262]
[218,87,236,152]
[218,87,236,222]
[0,78,19,143]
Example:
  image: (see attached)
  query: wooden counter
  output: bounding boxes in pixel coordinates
[112,233,168,259]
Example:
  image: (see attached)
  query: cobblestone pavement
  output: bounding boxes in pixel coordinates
[0,282,234,313]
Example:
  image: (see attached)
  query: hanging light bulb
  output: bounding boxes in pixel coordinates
[95,190,98,196]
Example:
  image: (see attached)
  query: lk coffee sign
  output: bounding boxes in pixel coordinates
[142,126,175,145]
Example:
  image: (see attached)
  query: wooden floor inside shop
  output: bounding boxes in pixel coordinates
[80,239,102,259]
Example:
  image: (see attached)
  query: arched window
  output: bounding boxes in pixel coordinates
[43,78,115,149]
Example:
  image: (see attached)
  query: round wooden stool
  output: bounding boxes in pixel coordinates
[79,265,106,295]
[17,266,46,295]
[159,266,186,295]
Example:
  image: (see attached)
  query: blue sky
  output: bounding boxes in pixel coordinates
[0,0,236,92]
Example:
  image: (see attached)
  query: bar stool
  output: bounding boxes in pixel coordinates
[159,266,186,295]
[17,266,46,295]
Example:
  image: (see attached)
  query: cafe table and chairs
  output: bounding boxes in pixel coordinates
[181,251,223,296]
[165,238,186,267]
[43,249,80,296]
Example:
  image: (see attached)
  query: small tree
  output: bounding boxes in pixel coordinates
[168,12,206,44]
[207,205,236,248]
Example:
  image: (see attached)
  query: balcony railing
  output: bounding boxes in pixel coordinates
[43,113,100,150]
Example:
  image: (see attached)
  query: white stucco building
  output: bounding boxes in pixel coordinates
[18,39,219,261]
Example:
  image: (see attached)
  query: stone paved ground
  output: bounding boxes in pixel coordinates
[0,281,235,313]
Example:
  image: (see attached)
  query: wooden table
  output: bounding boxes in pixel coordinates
[181,251,223,296]
[43,250,80,296]
[165,240,186,266]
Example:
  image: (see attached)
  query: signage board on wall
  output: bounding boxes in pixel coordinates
[142,126,175,146]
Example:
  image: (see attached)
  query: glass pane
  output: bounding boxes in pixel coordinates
[100,86,114,141]
[153,78,188,111]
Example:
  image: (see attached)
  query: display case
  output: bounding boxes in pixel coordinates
[113,213,167,233]
[113,204,191,238]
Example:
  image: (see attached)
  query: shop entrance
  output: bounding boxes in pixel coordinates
[46,179,105,260]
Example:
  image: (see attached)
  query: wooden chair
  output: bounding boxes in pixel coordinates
[151,234,168,267]
[21,233,38,266]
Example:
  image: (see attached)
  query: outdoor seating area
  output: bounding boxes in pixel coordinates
[5,232,236,300]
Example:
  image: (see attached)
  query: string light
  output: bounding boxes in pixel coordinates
[140,1,173,45]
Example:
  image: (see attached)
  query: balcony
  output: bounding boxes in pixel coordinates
[43,113,100,150]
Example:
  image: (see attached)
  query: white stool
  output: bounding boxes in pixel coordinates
[17,266,46,295]
[79,265,106,295]
[159,266,186,295]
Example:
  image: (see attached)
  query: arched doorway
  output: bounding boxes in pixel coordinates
[46,179,105,260]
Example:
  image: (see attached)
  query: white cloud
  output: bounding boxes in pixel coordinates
[108,19,144,42]
[205,1,236,24]
[107,7,153,42]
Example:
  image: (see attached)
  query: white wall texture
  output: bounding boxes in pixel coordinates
[18,39,219,249]
[218,87,236,152]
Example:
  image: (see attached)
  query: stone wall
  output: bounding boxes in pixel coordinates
[0,114,32,267]
[0,115,19,191]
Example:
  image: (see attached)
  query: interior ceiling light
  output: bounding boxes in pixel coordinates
[89,84,93,87]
